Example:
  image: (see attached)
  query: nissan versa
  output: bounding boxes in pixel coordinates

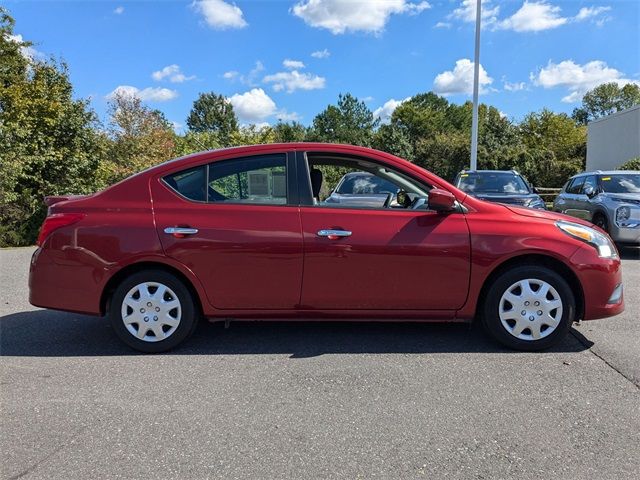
[29,144,624,353]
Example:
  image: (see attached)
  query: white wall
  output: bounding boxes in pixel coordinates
[587,105,640,171]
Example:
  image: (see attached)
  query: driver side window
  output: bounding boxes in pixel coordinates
[305,154,430,210]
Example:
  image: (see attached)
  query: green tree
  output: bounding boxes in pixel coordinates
[0,9,103,246]
[308,93,379,146]
[517,109,586,186]
[186,92,239,142]
[272,121,308,143]
[572,82,640,125]
[372,123,414,160]
[98,92,175,186]
[618,157,640,170]
[390,92,451,146]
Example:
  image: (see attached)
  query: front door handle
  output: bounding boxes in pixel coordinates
[164,227,199,238]
[317,229,352,240]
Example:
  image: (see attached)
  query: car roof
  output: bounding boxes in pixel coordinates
[570,170,640,179]
[457,169,520,175]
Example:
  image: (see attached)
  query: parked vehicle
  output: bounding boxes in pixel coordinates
[324,171,399,208]
[553,170,640,245]
[30,144,624,353]
[454,170,546,209]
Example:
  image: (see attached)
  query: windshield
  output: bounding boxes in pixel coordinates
[336,173,399,195]
[600,174,640,194]
[457,172,530,194]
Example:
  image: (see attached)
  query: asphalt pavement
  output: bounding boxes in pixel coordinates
[1,246,639,479]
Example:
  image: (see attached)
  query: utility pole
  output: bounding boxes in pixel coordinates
[470,0,482,170]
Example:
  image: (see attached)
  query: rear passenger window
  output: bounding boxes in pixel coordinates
[163,166,207,202]
[208,154,287,205]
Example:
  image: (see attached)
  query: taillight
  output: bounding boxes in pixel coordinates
[36,213,85,246]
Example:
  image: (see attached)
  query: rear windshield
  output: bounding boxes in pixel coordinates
[600,174,640,194]
[457,172,530,194]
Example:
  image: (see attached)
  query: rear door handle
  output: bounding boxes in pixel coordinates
[164,227,199,237]
[317,229,352,239]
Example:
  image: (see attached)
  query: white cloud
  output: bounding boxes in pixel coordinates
[497,1,567,32]
[6,33,41,61]
[263,70,326,93]
[283,59,305,70]
[373,97,410,122]
[574,6,611,21]
[504,80,526,91]
[311,48,330,59]
[223,70,239,80]
[113,6,124,15]
[532,60,639,103]
[291,0,431,35]
[228,88,277,121]
[192,0,248,30]
[151,64,195,83]
[107,85,178,102]
[433,59,493,95]
[447,1,611,33]
[449,0,500,26]
[276,110,302,122]
[434,21,452,29]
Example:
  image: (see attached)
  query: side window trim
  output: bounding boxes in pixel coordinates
[163,151,296,206]
[295,151,434,211]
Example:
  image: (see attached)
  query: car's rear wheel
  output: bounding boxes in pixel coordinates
[109,270,198,353]
[593,212,609,233]
[482,265,575,351]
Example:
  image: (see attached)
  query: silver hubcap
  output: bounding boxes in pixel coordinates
[121,282,181,342]
[498,278,563,341]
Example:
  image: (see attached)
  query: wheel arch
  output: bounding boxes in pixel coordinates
[100,261,205,317]
[475,253,584,322]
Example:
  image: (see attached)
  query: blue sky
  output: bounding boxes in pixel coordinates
[6,1,640,129]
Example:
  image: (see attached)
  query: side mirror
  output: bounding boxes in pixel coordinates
[532,186,540,194]
[429,188,457,212]
[583,185,595,198]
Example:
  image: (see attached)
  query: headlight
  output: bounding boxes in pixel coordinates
[528,198,546,209]
[556,220,617,258]
[616,206,630,226]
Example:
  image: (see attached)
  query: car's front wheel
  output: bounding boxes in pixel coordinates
[593,212,609,233]
[109,270,198,353]
[482,265,575,351]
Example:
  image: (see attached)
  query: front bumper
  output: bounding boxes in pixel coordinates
[570,244,624,320]
[609,223,640,244]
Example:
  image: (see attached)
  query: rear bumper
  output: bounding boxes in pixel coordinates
[29,247,103,316]
[570,244,624,320]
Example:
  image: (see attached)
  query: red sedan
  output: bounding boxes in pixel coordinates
[29,144,624,352]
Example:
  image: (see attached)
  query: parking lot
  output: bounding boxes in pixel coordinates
[1,246,639,479]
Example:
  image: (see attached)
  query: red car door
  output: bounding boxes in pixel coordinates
[151,151,303,310]
[298,152,471,311]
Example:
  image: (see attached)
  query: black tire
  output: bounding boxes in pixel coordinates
[592,212,609,233]
[109,270,198,353]
[482,265,575,351]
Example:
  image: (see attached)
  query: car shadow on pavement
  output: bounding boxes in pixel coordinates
[619,245,640,260]
[0,310,592,357]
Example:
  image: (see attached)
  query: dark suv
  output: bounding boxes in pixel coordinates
[454,170,546,209]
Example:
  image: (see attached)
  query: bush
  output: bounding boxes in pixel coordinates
[617,157,640,170]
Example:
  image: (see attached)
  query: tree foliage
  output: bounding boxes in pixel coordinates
[97,93,175,186]
[309,93,379,146]
[572,82,640,125]
[1,9,103,245]
[186,92,238,140]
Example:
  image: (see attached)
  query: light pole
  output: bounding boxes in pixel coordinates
[470,0,482,171]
